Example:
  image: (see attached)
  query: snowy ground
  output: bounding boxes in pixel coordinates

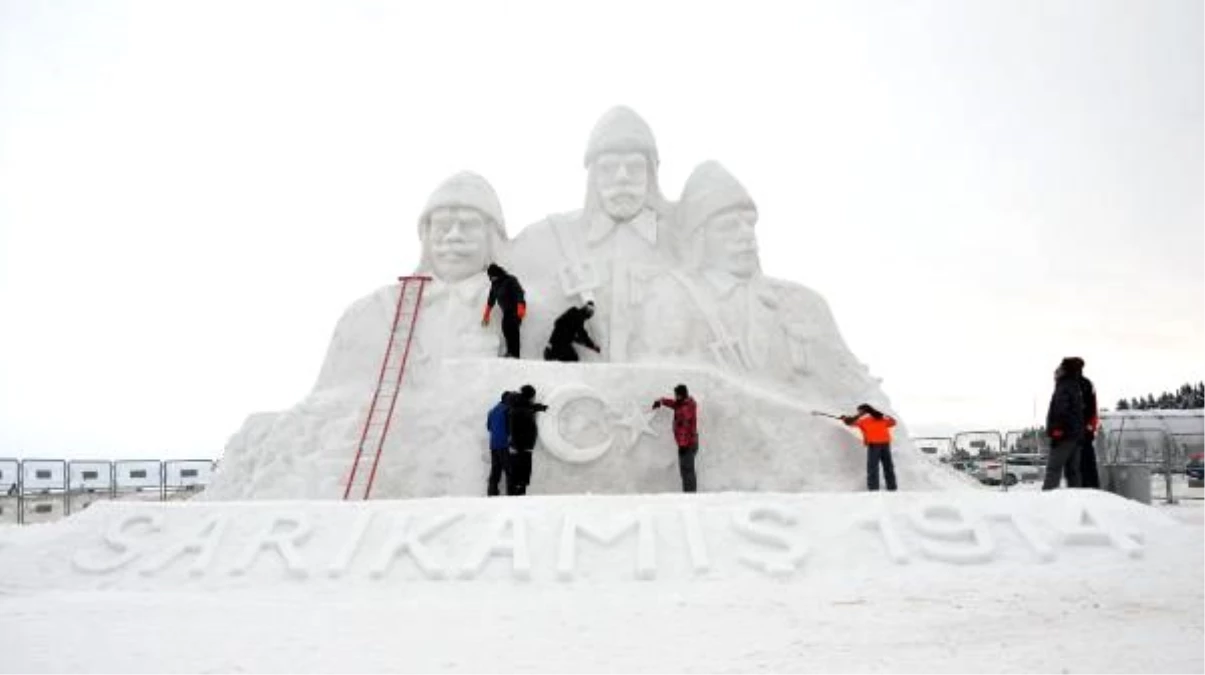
[0,490,1200,673]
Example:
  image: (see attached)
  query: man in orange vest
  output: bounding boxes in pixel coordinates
[841,403,898,491]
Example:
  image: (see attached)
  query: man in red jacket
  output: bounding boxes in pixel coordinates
[652,384,699,492]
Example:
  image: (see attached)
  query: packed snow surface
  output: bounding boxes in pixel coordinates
[1,489,1200,673]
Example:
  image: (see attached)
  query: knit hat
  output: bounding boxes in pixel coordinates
[418,171,506,240]
[1059,357,1085,375]
[677,160,757,236]
[584,106,659,168]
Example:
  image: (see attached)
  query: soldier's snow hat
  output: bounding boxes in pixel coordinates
[678,160,757,235]
[584,106,659,168]
[418,171,507,240]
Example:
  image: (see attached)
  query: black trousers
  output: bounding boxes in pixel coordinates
[1043,438,1082,490]
[1066,435,1100,489]
[544,342,579,362]
[501,313,522,358]
[867,443,897,491]
[508,450,532,495]
[678,445,698,493]
[487,448,509,497]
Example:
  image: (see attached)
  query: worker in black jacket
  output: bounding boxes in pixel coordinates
[506,385,548,495]
[544,301,601,362]
[1043,357,1086,490]
[483,263,526,358]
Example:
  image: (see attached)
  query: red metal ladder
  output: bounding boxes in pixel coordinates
[342,275,431,500]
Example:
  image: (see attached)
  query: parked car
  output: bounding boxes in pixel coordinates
[1187,453,1203,488]
[974,454,1044,486]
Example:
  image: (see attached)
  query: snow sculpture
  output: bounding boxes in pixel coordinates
[634,160,871,404]
[203,106,971,501]
[315,171,507,393]
[502,106,675,362]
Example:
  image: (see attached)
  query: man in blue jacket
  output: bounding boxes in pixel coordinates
[486,392,513,496]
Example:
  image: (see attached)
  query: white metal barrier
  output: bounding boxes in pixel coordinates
[0,458,216,525]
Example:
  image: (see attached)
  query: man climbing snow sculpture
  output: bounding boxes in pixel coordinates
[544,302,601,362]
[483,264,527,358]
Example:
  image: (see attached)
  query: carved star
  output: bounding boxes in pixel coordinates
[613,403,658,451]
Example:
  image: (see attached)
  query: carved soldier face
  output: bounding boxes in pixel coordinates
[704,206,760,279]
[425,206,491,283]
[593,152,650,222]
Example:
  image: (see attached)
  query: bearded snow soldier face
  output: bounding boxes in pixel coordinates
[594,152,650,222]
[705,207,760,279]
[426,206,490,282]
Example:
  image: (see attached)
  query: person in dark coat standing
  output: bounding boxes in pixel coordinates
[485,392,513,496]
[1043,358,1086,490]
[507,384,547,495]
[841,403,899,491]
[483,263,526,358]
[544,301,602,362]
[1061,357,1100,489]
[652,384,700,492]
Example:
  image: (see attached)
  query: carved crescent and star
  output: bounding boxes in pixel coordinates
[538,384,659,463]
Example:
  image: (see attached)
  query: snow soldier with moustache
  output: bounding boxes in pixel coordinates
[632,161,873,403]
[313,172,507,393]
[500,106,676,362]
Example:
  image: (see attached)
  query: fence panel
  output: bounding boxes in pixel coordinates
[19,460,68,523]
[68,460,115,514]
[164,460,215,500]
[114,460,164,501]
[953,431,1004,458]
[21,493,68,524]
[913,437,954,458]
[0,458,18,525]
[21,459,67,494]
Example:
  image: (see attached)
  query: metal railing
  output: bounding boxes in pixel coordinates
[916,425,1204,502]
[0,458,215,525]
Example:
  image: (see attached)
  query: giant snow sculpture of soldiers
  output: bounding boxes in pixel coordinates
[313,171,507,393]
[634,160,876,404]
[501,106,675,362]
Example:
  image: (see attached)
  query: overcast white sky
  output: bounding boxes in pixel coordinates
[1,0,1201,460]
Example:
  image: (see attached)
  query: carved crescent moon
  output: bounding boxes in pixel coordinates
[537,383,614,464]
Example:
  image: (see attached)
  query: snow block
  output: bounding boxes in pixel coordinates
[204,359,972,500]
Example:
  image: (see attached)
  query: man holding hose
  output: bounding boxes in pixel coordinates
[827,403,898,492]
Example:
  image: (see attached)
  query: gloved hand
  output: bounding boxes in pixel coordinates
[591,345,602,353]
[652,400,661,410]
[482,306,492,326]
[516,302,527,320]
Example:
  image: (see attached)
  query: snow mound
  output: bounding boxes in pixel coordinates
[0,490,1199,672]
